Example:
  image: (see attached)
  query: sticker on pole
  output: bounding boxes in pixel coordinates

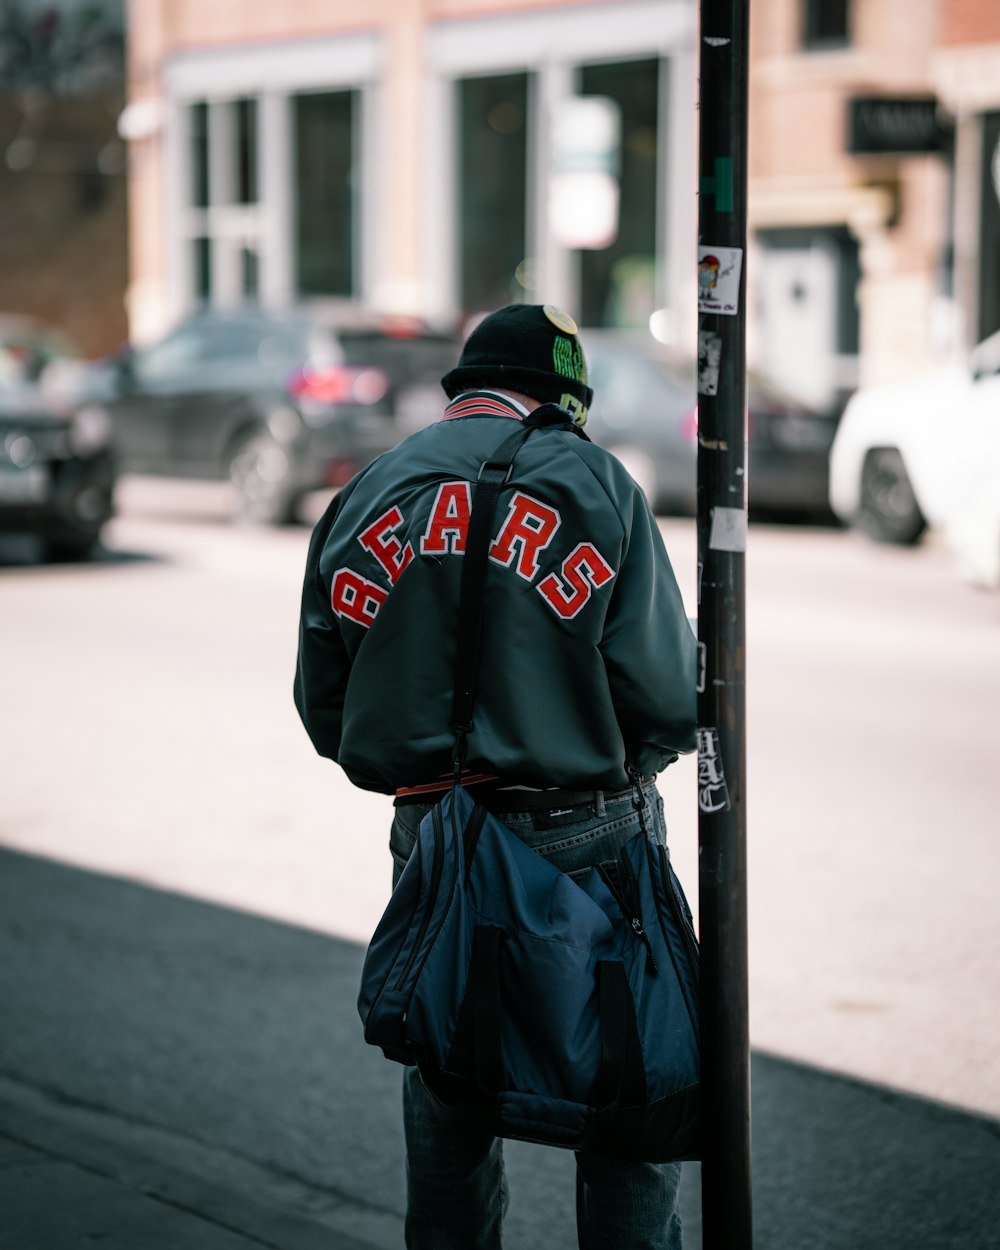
[709,506,748,552]
[698,245,743,316]
[698,330,722,395]
[697,727,732,814]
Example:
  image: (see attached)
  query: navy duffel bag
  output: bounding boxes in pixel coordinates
[358,783,701,1162]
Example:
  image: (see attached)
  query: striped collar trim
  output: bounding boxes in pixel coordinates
[441,390,527,423]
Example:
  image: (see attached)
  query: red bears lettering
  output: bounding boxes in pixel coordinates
[331,568,389,628]
[420,482,472,555]
[358,506,414,584]
[489,492,560,581]
[334,490,611,627]
[537,543,616,619]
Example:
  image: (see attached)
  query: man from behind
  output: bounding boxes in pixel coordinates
[295,303,697,1249]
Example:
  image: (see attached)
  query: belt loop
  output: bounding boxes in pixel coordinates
[626,765,650,839]
[595,790,606,817]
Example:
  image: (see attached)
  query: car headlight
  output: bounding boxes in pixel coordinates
[70,405,112,454]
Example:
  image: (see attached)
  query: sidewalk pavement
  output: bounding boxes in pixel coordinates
[2,846,1000,1250]
[0,1075,394,1250]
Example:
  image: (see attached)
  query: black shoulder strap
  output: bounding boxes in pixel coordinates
[449,422,535,775]
[524,402,591,440]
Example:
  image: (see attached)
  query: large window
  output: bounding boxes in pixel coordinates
[235,98,258,205]
[169,34,378,318]
[457,73,530,314]
[190,101,209,209]
[294,90,356,298]
[577,58,660,329]
[182,89,358,306]
[801,0,850,50]
[193,236,211,303]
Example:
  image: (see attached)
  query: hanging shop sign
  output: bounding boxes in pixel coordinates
[548,96,621,249]
[847,96,951,155]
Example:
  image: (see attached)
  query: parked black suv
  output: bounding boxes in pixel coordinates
[0,314,115,561]
[79,307,461,524]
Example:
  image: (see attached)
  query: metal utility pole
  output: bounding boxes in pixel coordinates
[696,0,753,1247]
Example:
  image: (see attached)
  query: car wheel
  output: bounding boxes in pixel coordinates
[608,445,659,511]
[228,431,296,526]
[857,448,927,545]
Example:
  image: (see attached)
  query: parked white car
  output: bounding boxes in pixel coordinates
[945,473,1000,588]
[829,332,1000,578]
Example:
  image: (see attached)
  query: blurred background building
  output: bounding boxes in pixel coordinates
[0,0,127,356]
[4,0,1000,416]
[119,0,698,358]
[750,0,1000,408]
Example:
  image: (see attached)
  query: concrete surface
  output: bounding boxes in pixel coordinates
[3,489,999,1116]
[2,847,999,1250]
[3,479,1000,1246]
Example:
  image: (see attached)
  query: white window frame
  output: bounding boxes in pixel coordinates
[163,34,381,323]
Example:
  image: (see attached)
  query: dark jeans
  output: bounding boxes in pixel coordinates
[388,781,684,1250]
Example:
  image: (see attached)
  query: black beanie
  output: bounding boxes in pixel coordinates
[442,304,593,424]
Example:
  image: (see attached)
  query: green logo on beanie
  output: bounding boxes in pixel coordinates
[552,335,587,384]
[559,392,589,427]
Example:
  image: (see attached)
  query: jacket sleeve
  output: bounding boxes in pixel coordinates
[293,494,351,761]
[599,487,698,770]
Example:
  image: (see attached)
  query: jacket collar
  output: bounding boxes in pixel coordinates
[441,389,527,423]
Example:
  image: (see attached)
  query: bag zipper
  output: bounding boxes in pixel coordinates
[656,843,700,982]
[599,849,659,975]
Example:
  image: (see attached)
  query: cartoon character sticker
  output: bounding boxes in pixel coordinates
[699,253,721,291]
[697,245,743,316]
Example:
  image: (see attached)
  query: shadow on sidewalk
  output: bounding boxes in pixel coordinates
[2,847,998,1250]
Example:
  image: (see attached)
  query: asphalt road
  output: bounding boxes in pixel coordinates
[3,476,998,1115]
[3,844,1000,1250]
[1,476,999,1247]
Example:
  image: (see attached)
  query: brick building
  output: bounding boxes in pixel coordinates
[932,3,1000,359]
[120,0,1000,410]
[749,0,1000,402]
[123,0,697,347]
[748,0,949,403]
[0,0,127,357]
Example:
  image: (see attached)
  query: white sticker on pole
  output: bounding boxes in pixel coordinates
[709,506,747,552]
[698,330,722,395]
[698,245,743,316]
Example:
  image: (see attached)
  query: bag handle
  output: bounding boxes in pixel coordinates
[469,928,645,1112]
[592,960,647,1109]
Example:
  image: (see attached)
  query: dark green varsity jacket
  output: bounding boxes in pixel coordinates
[294,391,697,796]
